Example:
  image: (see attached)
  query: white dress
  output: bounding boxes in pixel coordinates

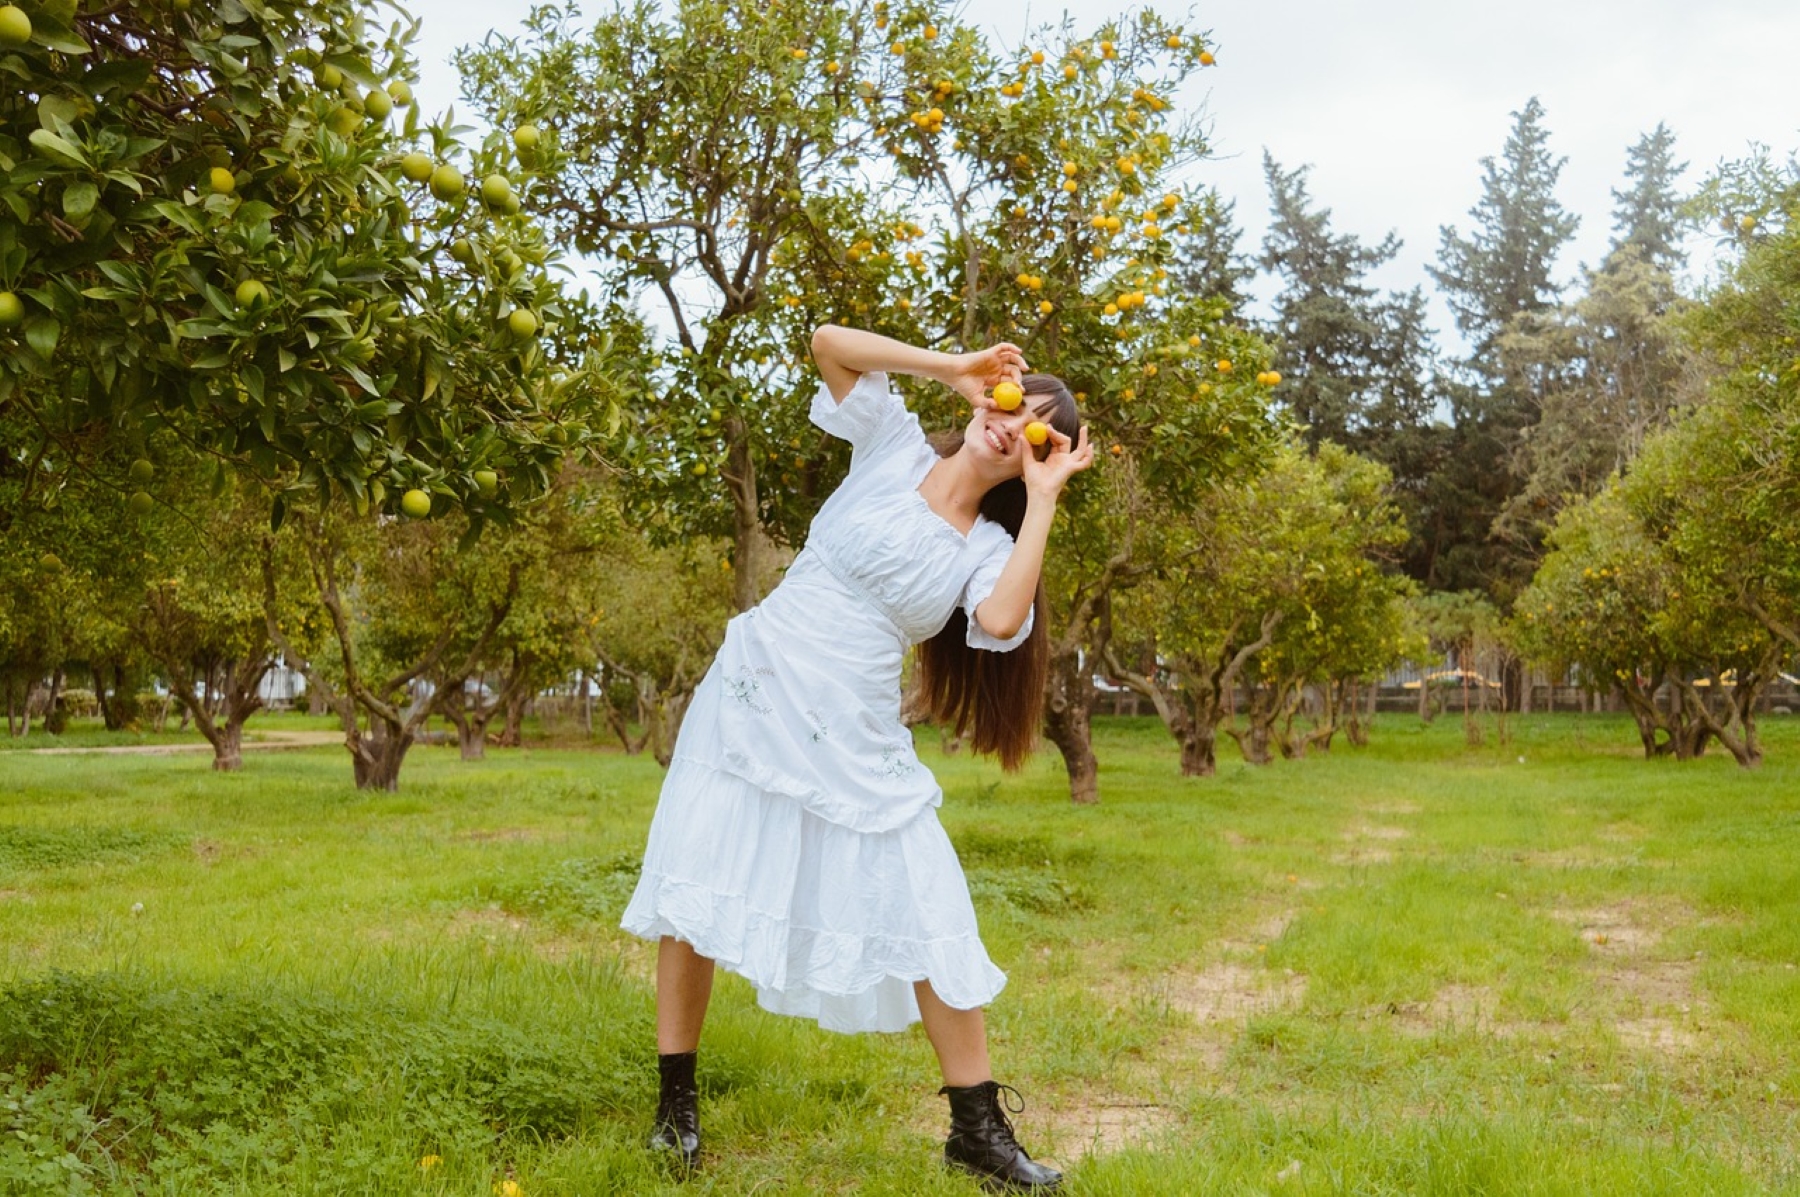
[621,371,1034,1034]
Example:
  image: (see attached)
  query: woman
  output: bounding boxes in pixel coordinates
[621,325,1092,1190]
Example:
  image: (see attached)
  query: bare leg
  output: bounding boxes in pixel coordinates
[657,937,716,1054]
[915,980,992,1087]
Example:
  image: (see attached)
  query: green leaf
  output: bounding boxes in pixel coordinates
[27,129,87,168]
[62,180,97,220]
[270,494,287,532]
[24,316,60,359]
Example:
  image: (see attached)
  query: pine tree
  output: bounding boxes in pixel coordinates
[1172,187,1253,309]
[1608,124,1687,278]
[1429,97,1580,371]
[1257,154,1439,554]
[1419,98,1580,600]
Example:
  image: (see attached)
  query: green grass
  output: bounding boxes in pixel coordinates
[2,713,1799,1194]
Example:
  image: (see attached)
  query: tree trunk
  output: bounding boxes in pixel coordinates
[213,719,245,772]
[1179,719,1217,777]
[726,426,762,614]
[1043,646,1099,804]
[457,716,486,761]
[350,719,415,791]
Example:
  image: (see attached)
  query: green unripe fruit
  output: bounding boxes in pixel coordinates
[498,249,523,276]
[507,308,538,338]
[429,164,465,201]
[128,491,154,517]
[0,291,22,328]
[315,63,343,90]
[480,173,514,209]
[128,458,155,485]
[448,238,475,264]
[362,88,392,121]
[473,469,498,497]
[499,191,521,215]
[512,124,541,152]
[386,79,413,106]
[208,166,236,194]
[400,488,431,519]
[38,552,61,572]
[399,152,434,183]
[235,279,270,308]
[327,106,361,136]
[692,462,708,476]
[0,5,31,46]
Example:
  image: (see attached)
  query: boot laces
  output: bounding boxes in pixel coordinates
[988,1082,1027,1147]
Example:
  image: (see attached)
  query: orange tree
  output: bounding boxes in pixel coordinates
[1105,443,1410,776]
[462,1,1282,802]
[1,0,642,784]
[0,0,589,519]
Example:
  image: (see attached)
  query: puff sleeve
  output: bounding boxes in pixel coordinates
[961,521,1034,652]
[809,371,924,466]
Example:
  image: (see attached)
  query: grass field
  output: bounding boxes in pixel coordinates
[2,713,1798,1195]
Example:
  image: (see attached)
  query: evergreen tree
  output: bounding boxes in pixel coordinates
[1429,97,1580,367]
[1257,155,1439,567]
[1172,188,1253,309]
[1608,123,1688,277]
[1419,98,1579,600]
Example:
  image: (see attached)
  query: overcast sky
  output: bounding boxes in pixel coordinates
[410,0,1800,348]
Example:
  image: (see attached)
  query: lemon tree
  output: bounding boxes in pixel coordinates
[463,0,1284,801]
[1105,443,1411,776]
[0,0,606,530]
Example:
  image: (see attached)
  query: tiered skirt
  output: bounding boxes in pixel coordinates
[621,756,1006,1034]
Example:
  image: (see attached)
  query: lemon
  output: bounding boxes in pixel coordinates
[400,488,431,518]
[992,381,1023,410]
[0,4,30,46]
[506,308,538,338]
[429,165,465,201]
[1024,421,1049,446]
[400,152,434,183]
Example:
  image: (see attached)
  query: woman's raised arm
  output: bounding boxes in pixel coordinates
[810,326,1024,406]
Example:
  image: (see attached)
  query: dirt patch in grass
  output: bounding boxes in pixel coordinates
[1346,823,1410,841]
[1551,899,1716,1056]
[0,888,29,902]
[1040,1091,1182,1162]
[1370,983,1557,1039]
[1364,801,1422,816]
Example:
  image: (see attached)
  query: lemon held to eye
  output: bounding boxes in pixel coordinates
[991,380,1023,411]
[1024,421,1049,447]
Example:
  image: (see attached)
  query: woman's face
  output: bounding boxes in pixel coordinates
[961,401,1053,479]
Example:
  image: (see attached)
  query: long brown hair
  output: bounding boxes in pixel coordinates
[914,374,1082,771]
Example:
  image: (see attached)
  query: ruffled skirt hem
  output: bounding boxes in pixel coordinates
[620,757,1005,1034]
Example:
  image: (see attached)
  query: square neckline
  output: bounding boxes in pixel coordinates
[910,457,980,543]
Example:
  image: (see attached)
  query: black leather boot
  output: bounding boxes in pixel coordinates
[939,1080,1062,1191]
[649,1050,700,1169]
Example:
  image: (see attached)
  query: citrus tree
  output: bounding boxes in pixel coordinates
[1106,443,1409,775]
[0,0,595,523]
[461,0,1283,802]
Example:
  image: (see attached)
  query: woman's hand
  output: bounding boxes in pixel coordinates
[939,342,1026,408]
[1021,424,1095,501]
